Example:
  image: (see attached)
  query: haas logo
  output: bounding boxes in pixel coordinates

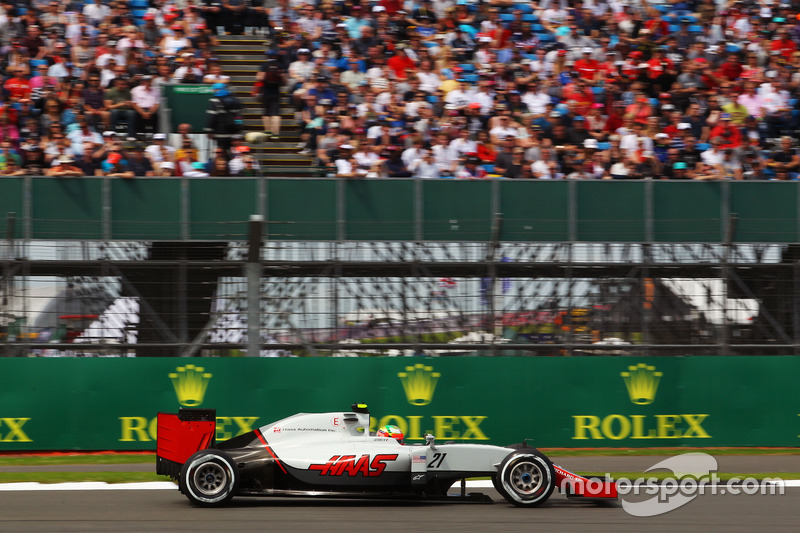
[309,454,398,477]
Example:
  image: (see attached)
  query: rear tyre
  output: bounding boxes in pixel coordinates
[180,450,239,507]
[495,450,556,507]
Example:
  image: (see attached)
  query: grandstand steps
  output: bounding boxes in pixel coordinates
[215,35,316,176]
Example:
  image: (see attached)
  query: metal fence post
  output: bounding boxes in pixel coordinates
[247,215,263,357]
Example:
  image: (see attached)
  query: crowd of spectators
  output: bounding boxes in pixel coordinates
[2,0,800,179]
[247,0,800,180]
[0,0,265,177]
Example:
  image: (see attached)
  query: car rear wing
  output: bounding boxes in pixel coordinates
[554,464,618,499]
[156,408,216,480]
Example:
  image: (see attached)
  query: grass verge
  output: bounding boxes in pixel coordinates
[577,472,800,481]
[0,472,169,484]
[0,454,155,466]
[541,448,800,457]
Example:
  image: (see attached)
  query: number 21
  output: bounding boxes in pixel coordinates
[429,452,447,468]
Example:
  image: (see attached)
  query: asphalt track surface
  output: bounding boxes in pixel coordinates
[1,486,797,532]
[1,456,799,532]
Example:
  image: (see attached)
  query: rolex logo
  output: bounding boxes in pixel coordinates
[620,363,662,405]
[169,365,213,407]
[398,364,440,406]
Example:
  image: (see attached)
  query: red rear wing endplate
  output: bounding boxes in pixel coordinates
[156,411,216,465]
[554,465,618,499]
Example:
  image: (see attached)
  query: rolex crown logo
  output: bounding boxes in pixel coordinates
[398,364,440,406]
[620,363,662,405]
[169,365,213,407]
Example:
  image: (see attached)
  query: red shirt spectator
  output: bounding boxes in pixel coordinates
[575,50,599,81]
[4,71,31,100]
[644,16,669,40]
[646,50,673,80]
[387,49,416,79]
[770,33,796,60]
[719,54,743,81]
[709,116,743,150]
[562,81,594,115]
[379,0,403,15]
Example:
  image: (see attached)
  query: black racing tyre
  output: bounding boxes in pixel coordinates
[495,450,556,507]
[179,450,239,507]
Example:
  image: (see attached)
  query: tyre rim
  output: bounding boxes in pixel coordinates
[193,462,228,497]
[509,461,544,496]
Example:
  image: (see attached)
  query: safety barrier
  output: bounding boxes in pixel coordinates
[0,356,796,450]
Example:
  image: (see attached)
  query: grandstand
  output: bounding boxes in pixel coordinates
[0,0,799,358]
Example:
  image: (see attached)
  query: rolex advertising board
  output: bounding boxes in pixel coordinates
[0,356,798,450]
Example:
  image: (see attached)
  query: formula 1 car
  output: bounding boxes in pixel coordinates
[156,404,617,507]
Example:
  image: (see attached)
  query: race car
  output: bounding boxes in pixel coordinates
[156,404,617,507]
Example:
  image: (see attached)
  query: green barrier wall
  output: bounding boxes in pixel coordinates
[2,178,800,242]
[163,85,214,133]
[0,357,797,450]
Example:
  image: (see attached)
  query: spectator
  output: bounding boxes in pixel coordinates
[144,133,174,175]
[126,143,155,177]
[67,116,102,157]
[104,76,136,139]
[75,146,102,176]
[46,154,83,176]
[229,146,261,175]
[254,57,284,141]
[102,150,133,178]
[130,76,159,133]
[204,82,243,156]
[334,144,362,178]
[208,154,230,177]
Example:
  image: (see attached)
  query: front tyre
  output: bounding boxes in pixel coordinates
[496,451,556,507]
[180,450,239,507]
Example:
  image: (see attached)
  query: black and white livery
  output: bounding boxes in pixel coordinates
[156,404,617,507]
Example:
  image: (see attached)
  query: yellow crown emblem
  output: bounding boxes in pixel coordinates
[169,365,213,406]
[620,363,662,405]
[398,364,441,406]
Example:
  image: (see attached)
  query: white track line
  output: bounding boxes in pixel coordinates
[0,481,177,491]
[0,479,797,492]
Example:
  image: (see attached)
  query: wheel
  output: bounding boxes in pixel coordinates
[179,450,239,507]
[495,450,556,507]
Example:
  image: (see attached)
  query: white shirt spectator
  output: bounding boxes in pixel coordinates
[701,147,725,166]
[173,65,203,81]
[417,71,441,94]
[131,84,160,109]
[67,129,102,156]
[445,88,474,108]
[409,156,440,178]
[531,159,554,179]
[471,91,494,114]
[335,158,355,176]
[620,134,652,157]
[448,138,477,160]
[489,126,518,140]
[117,37,146,53]
[229,154,261,175]
[48,63,70,79]
[354,149,381,170]
[97,52,126,67]
[145,143,175,163]
[401,147,425,168]
[761,89,788,115]
[341,69,366,90]
[432,144,456,174]
[289,60,314,81]
[522,91,551,115]
[737,92,765,118]
[83,1,110,24]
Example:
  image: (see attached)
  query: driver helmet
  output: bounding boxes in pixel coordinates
[377,425,404,445]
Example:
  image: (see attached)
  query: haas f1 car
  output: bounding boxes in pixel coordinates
[156,405,617,507]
